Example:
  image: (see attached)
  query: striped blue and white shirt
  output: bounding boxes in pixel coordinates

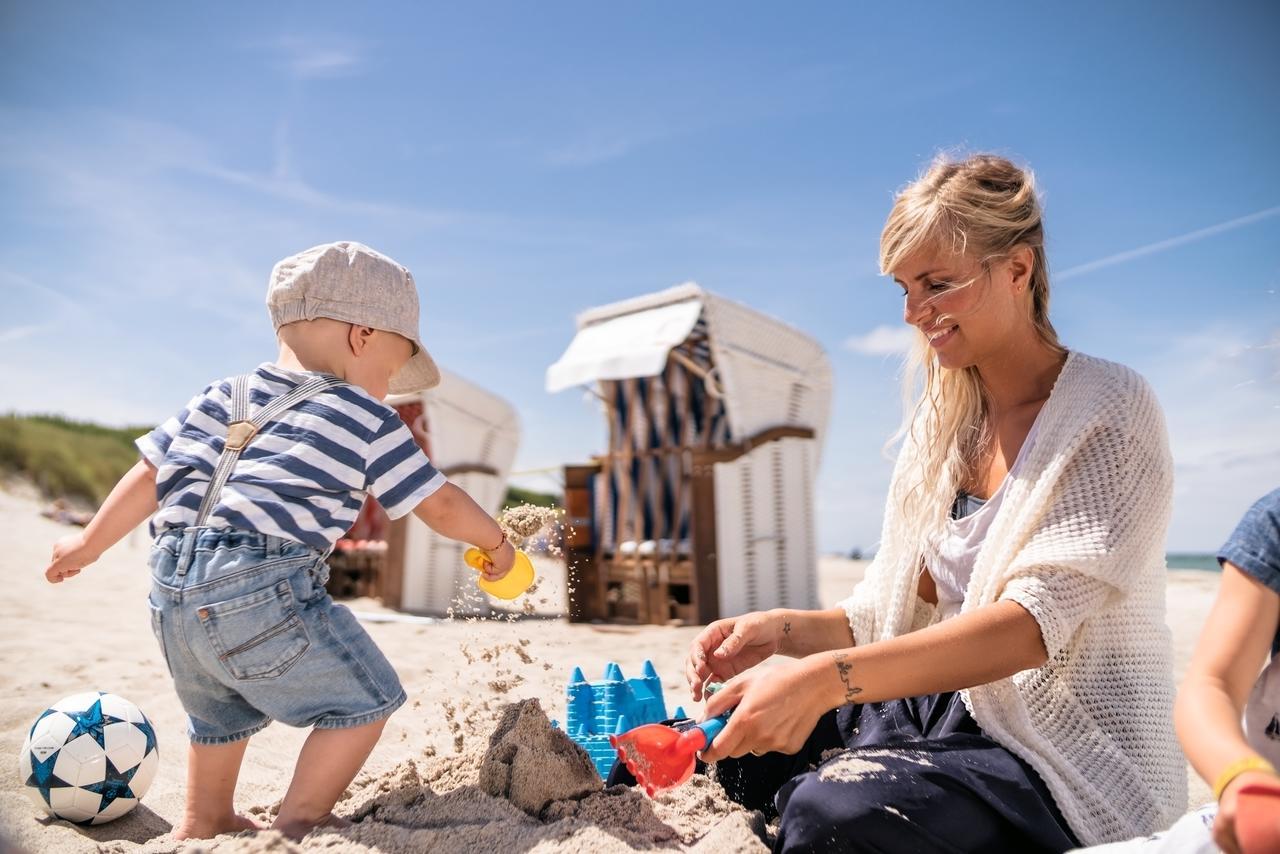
[137,364,446,549]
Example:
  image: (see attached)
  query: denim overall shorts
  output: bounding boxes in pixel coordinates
[146,374,406,744]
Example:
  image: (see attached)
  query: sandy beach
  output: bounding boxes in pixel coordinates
[0,485,1218,852]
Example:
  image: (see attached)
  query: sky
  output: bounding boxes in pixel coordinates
[1,1,1277,554]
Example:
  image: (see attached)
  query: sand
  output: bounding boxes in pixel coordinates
[477,698,601,814]
[498,505,561,547]
[0,485,1219,852]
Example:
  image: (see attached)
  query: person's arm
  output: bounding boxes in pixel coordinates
[813,599,1046,704]
[1176,561,1280,853]
[45,459,159,583]
[700,599,1045,760]
[412,483,515,576]
[685,607,854,700]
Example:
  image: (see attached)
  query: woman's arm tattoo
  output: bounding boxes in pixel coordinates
[832,651,862,703]
[775,615,794,655]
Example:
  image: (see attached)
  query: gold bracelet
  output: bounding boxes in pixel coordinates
[1213,756,1277,801]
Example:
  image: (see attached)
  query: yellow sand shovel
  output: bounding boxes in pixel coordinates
[464,547,535,600]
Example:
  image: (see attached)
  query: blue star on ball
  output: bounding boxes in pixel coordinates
[83,757,139,813]
[25,747,72,806]
[138,719,158,757]
[67,697,127,749]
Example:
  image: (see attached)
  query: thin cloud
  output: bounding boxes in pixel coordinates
[8,110,468,230]
[0,270,80,312]
[843,324,916,356]
[546,121,687,167]
[0,323,54,345]
[544,63,857,168]
[272,35,366,80]
[1058,204,1280,281]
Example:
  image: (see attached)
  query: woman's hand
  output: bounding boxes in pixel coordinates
[697,656,831,763]
[685,611,785,701]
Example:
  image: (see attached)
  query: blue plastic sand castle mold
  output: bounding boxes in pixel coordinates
[558,660,683,779]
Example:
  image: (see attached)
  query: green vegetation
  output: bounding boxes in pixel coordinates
[1,413,564,511]
[502,484,562,510]
[0,414,150,504]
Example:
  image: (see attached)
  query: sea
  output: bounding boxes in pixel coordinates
[1166,553,1220,572]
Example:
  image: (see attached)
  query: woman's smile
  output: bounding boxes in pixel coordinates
[924,323,959,348]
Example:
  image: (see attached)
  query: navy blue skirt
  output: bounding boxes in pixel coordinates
[611,691,1079,853]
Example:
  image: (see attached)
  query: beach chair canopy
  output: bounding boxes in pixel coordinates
[388,368,520,482]
[545,283,832,464]
[549,284,831,622]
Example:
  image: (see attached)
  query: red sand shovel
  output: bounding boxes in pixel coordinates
[609,714,729,797]
[1235,779,1280,854]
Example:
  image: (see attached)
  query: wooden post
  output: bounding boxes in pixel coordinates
[564,463,602,622]
[689,452,720,625]
[382,515,407,610]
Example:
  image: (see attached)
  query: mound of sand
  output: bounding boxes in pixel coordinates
[95,700,767,853]
[478,699,601,815]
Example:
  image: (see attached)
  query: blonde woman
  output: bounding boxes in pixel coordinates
[682,154,1186,851]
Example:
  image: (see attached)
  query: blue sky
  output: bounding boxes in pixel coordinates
[1,1,1277,553]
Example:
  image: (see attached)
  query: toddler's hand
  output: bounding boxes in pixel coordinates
[45,532,98,583]
[479,541,516,581]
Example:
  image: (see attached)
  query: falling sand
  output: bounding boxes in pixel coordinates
[98,700,767,853]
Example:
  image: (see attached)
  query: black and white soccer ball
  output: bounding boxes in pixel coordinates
[19,691,159,824]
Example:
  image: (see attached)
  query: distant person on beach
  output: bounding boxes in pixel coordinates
[676,154,1185,851]
[42,242,517,841]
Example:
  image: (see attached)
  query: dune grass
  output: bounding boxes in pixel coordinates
[502,484,561,510]
[0,414,149,505]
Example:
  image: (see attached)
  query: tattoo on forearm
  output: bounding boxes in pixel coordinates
[832,652,862,703]
[773,614,793,655]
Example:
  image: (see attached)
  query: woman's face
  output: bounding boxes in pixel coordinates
[890,245,1031,371]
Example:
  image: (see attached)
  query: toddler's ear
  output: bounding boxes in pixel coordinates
[348,324,376,356]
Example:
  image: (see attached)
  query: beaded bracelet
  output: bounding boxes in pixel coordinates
[1213,756,1277,801]
[484,529,507,553]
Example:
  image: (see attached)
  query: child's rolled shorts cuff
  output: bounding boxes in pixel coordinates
[189,718,272,746]
[185,691,404,744]
[314,689,407,729]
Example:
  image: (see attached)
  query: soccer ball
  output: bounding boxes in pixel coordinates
[19,691,159,825]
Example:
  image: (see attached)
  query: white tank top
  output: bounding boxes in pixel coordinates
[926,420,1042,622]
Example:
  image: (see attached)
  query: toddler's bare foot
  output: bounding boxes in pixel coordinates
[321,813,353,829]
[273,812,351,841]
[173,812,262,840]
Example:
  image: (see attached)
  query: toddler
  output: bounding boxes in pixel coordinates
[44,241,516,840]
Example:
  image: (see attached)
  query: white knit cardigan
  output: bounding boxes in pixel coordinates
[838,351,1186,846]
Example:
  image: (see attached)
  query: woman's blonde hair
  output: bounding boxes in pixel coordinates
[880,153,1064,546]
